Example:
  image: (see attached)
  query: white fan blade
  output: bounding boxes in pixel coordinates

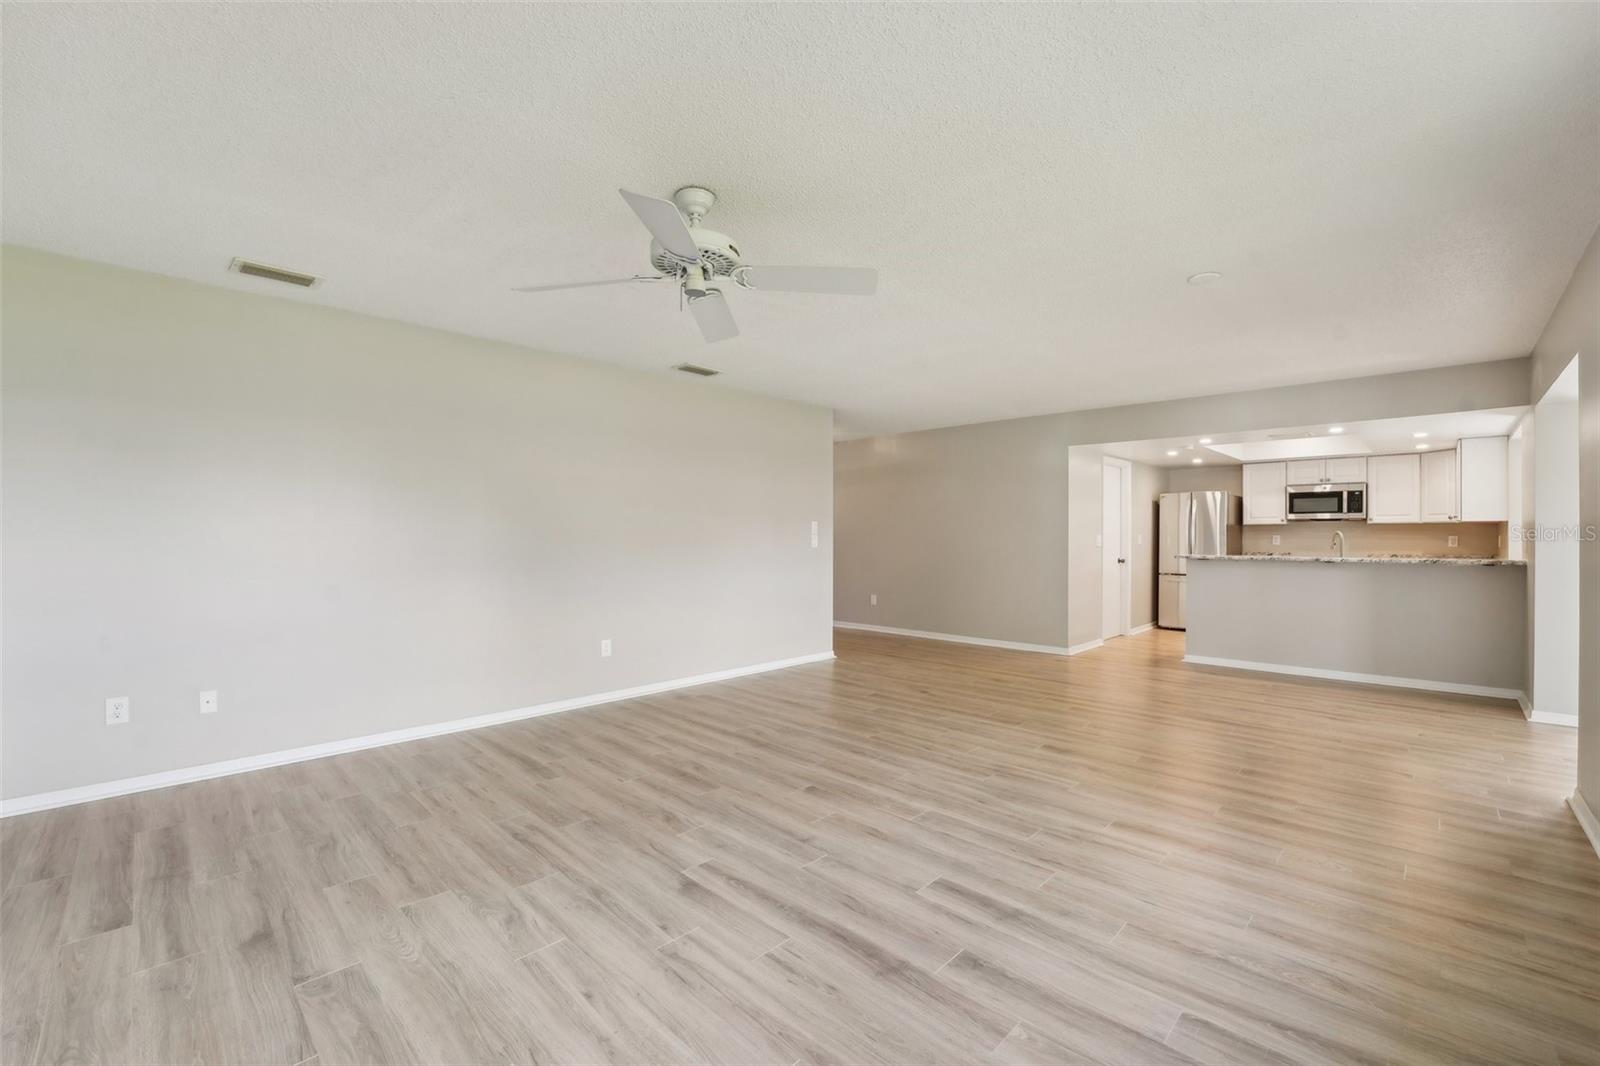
[739,265,877,295]
[619,189,700,264]
[687,290,739,343]
[512,275,663,293]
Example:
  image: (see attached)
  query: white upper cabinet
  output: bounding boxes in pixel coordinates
[1242,461,1287,524]
[1325,456,1368,483]
[1286,457,1367,484]
[1458,436,1509,521]
[1420,449,1459,522]
[1368,453,1422,523]
[1286,459,1327,484]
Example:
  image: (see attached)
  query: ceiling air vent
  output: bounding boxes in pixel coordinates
[673,363,720,377]
[228,258,322,288]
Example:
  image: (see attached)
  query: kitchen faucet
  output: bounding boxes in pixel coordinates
[1331,529,1346,558]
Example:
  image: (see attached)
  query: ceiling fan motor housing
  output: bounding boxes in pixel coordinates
[651,229,741,278]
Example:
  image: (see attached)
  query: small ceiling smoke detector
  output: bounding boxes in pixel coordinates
[229,258,321,288]
[1186,271,1223,286]
[672,363,720,377]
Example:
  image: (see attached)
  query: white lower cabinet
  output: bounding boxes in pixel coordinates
[1367,453,1421,523]
[1420,449,1458,522]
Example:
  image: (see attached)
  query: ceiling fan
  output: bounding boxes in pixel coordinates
[512,187,878,343]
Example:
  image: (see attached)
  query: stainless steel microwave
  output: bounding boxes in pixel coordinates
[1286,482,1366,521]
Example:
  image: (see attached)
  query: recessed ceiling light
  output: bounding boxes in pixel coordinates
[1415,443,1430,450]
[1412,431,1429,438]
[1328,426,1345,434]
[1166,450,1179,457]
[1191,458,1203,464]
[1198,438,1213,445]
[1186,271,1223,286]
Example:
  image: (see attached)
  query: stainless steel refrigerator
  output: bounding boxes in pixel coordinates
[1157,491,1241,630]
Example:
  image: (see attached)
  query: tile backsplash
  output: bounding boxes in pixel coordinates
[1240,521,1505,558]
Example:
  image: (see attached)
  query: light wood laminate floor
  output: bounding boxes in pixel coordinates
[3,628,1596,1065]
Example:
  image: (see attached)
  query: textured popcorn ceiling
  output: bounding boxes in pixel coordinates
[3,3,1596,437]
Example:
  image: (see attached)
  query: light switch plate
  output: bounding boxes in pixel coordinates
[870,594,878,606]
[810,520,819,548]
[600,639,612,658]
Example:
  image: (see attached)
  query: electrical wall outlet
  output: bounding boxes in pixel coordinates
[1272,534,1281,545]
[599,639,612,658]
[810,520,819,548]
[105,696,130,725]
[1447,535,1459,548]
[870,593,878,606]
[199,690,219,714]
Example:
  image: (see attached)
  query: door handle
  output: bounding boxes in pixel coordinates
[1117,558,1127,564]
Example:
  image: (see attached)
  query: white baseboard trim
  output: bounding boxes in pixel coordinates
[834,621,1072,656]
[1182,654,1522,702]
[0,650,836,819]
[1065,638,1104,656]
[1569,790,1600,863]
[1517,692,1579,727]
[1127,623,1155,636]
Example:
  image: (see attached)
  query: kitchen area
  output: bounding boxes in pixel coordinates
[1095,408,1534,703]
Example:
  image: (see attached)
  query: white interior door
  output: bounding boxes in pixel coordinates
[1102,461,1125,639]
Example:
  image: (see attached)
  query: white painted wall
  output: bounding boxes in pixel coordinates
[1,248,835,801]
[1527,225,1599,833]
[1531,368,1580,720]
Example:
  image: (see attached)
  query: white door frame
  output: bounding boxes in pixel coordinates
[1102,457,1134,639]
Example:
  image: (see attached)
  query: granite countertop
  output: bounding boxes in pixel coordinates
[1183,553,1526,567]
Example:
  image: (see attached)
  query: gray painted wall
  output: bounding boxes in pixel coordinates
[1065,449,1104,648]
[2,248,835,799]
[1528,226,1599,821]
[834,419,1072,647]
[1163,466,1244,496]
[1186,560,1527,692]
[835,358,1530,649]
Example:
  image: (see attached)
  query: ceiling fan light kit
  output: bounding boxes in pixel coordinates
[513,186,879,344]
